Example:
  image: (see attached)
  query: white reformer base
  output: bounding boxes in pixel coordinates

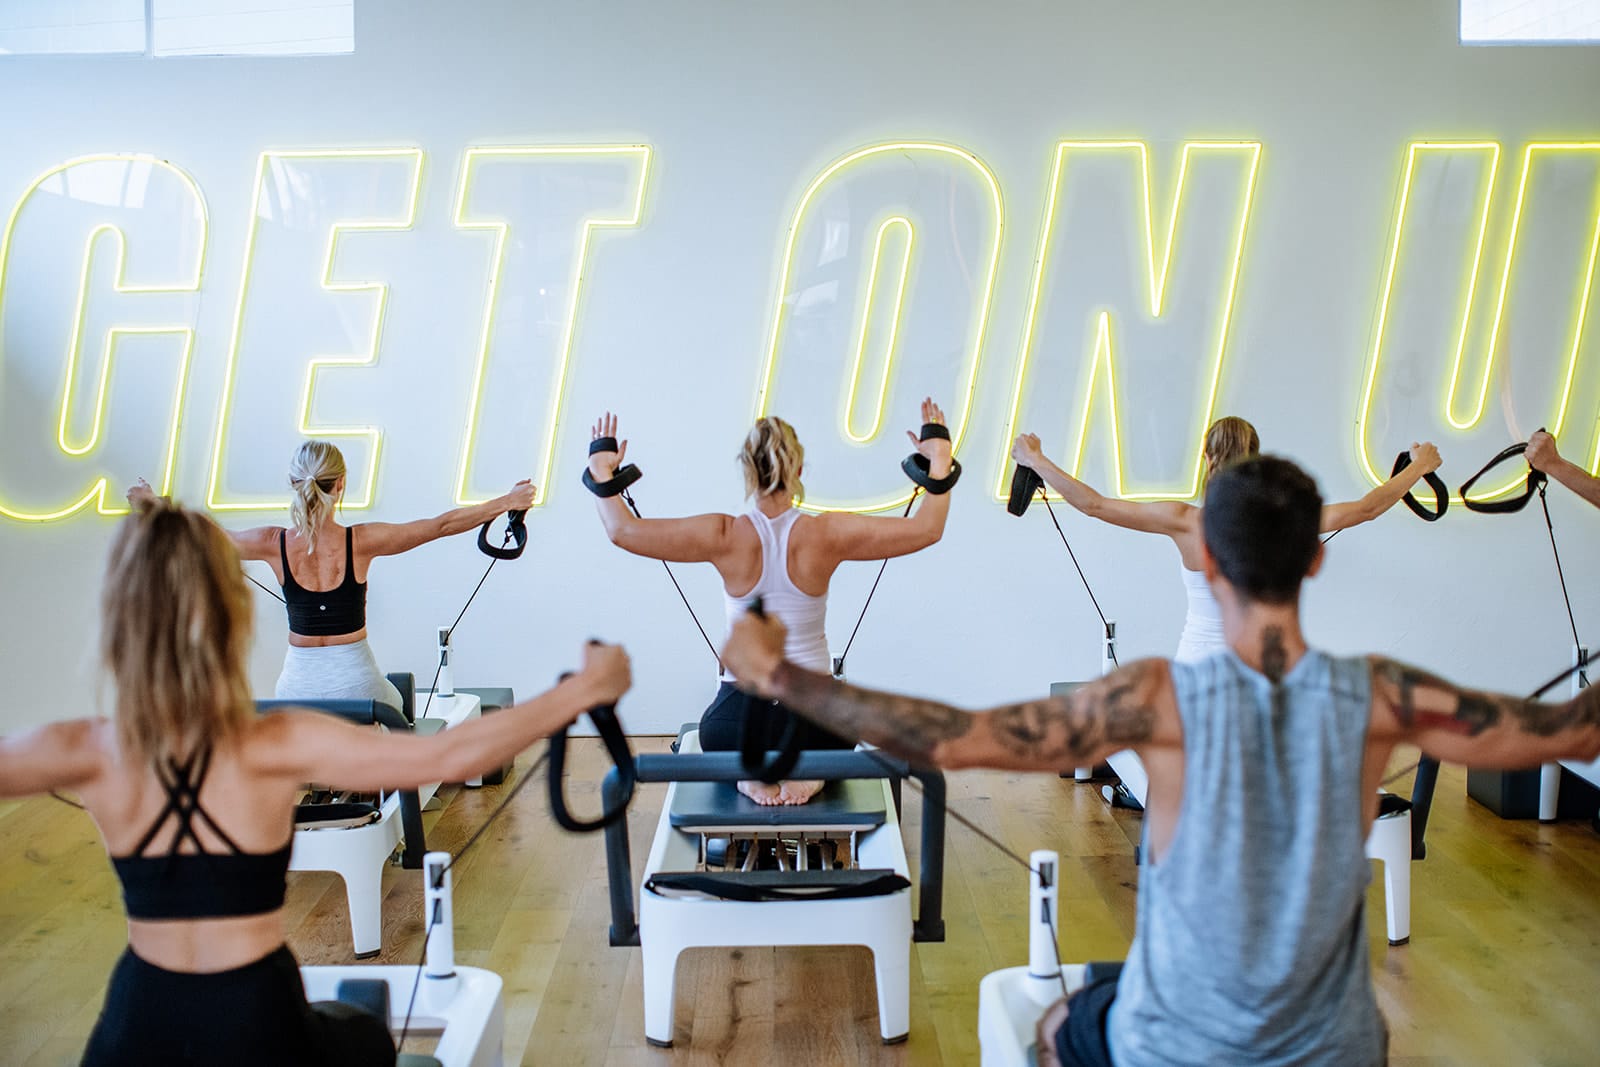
[299,965,505,1067]
[292,693,482,956]
[637,730,912,1047]
[302,851,505,1067]
[979,963,1089,1067]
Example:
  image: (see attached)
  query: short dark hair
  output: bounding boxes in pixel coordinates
[1202,455,1323,605]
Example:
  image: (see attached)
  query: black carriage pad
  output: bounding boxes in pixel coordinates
[645,868,910,902]
[295,801,381,831]
[668,778,887,831]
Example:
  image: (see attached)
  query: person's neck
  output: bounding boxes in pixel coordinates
[756,491,792,518]
[1218,589,1308,683]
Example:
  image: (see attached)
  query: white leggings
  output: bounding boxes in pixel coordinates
[275,640,403,712]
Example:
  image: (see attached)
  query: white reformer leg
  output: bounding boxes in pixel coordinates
[1364,803,1411,945]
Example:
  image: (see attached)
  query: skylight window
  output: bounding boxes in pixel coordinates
[1462,0,1600,43]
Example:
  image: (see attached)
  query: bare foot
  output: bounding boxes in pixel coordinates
[737,780,784,805]
[778,779,824,805]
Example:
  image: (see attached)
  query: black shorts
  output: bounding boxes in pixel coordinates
[698,681,853,755]
[1051,973,1118,1067]
[81,945,394,1067]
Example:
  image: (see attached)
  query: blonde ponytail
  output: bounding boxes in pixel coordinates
[287,440,346,551]
[1201,416,1260,490]
[739,417,805,503]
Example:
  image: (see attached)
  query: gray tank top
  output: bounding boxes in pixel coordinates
[1107,648,1386,1067]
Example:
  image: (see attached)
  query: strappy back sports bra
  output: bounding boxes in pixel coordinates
[280,526,367,637]
[110,747,292,921]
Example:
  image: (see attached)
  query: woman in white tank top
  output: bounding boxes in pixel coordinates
[586,399,956,805]
[1010,418,1442,809]
[1011,417,1443,664]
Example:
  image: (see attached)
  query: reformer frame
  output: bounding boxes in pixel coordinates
[600,749,949,947]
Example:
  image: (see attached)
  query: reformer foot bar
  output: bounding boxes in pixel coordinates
[600,742,948,1046]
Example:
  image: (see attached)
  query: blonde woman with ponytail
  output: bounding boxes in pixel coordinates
[129,440,535,710]
[587,400,954,805]
[0,498,630,1065]
[1011,417,1441,664]
[1010,416,1441,809]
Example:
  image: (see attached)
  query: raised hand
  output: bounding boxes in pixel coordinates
[503,479,536,511]
[125,478,159,508]
[578,641,632,706]
[1408,441,1441,475]
[720,609,790,697]
[589,412,628,479]
[906,397,952,475]
[1011,433,1045,470]
[1525,430,1558,473]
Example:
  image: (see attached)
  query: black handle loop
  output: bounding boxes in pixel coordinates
[1007,465,1043,517]
[918,422,950,442]
[902,454,962,494]
[737,596,807,783]
[1459,439,1547,514]
[547,668,637,833]
[1391,451,1447,522]
[476,509,528,560]
[583,464,644,498]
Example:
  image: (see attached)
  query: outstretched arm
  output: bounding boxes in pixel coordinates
[585,412,740,564]
[1527,431,1600,510]
[819,398,956,562]
[1010,434,1192,538]
[1320,442,1441,533]
[252,642,632,791]
[358,480,536,558]
[126,478,281,563]
[1369,656,1600,770]
[0,719,105,799]
[721,610,1177,771]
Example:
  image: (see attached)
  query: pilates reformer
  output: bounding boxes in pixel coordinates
[600,734,949,1047]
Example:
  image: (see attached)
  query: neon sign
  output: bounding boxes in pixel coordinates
[0,137,1595,524]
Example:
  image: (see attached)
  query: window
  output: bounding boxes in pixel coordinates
[1461,0,1600,43]
[0,0,353,57]
[0,0,144,55]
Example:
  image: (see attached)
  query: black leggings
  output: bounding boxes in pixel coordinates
[698,681,853,758]
[81,945,394,1067]
[1052,973,1118,1067]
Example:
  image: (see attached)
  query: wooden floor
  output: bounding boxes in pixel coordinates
[3,741,1599,1065]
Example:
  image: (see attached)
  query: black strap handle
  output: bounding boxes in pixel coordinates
[548,670,637,833]
[1007,465,1043,517]
[902,422,961,495]
[1459,438,1547,514]
[583,436,644,498]
[1391,451,1447,522]
[736,596,807,783]
[477,509,528,560]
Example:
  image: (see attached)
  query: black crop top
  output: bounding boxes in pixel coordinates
[281,526,367,637]
[111,748,292,921]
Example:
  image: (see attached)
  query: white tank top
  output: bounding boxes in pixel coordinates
[721,506,830,678]
[1174,564,1226,664]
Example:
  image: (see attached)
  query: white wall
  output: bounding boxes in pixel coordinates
[1,0,1597,734]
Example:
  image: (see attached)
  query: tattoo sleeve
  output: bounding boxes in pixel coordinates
[769,658,1161,769]
[1373,657,1600,740]
[769,660,973,765]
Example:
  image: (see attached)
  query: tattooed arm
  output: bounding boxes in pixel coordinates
[721,611,1179,770]
[1369,656,1600,769]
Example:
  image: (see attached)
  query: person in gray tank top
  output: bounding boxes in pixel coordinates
[718,455,1600,1066]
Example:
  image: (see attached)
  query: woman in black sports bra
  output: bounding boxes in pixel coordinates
[131,439,535,711]
[0,498,630,1066]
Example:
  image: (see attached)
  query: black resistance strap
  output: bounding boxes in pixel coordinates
[401,662,635,1043]
[547,691,637,832]
[1392,451,1448,522]
[419,507,529,722]
[1459,440,1547,515]
[1008,475,1119,670]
